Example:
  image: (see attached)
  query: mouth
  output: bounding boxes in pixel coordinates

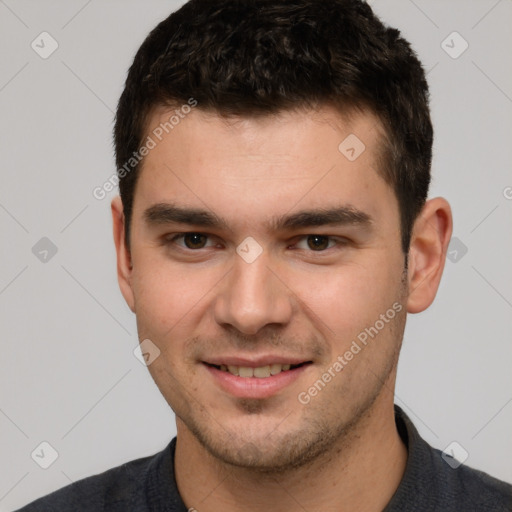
[203,362,309,378]
[202,359,313,399]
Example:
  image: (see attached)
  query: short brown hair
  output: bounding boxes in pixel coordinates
[114,0,432,253]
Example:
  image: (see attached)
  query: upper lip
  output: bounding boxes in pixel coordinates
[203,356,311,367]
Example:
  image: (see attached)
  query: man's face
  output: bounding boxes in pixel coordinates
[122,106,408,471]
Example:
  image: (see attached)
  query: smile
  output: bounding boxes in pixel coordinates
[202,360,312,399]
[205,362,307,378]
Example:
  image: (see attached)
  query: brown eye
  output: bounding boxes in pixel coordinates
[306,235,330,251]
[183,233,208,249]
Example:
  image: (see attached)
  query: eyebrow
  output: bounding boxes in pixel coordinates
[144,203,228,228]
[271,207,373,230]
[143,203,373,231]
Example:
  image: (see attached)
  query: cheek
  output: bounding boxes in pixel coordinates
[130,257,221,340]
[289,257,403,341]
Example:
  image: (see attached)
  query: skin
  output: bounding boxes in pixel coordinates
[112,105,452,511]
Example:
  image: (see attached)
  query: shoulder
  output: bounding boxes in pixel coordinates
[388,406,512,511]
[15,448,164,512]
[430,445,512,511]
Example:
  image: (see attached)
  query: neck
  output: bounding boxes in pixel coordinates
[174,390,407,512]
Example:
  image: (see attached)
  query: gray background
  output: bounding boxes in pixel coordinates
[1,0,511,509]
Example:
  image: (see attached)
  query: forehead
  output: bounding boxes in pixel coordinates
[133,105,396,230]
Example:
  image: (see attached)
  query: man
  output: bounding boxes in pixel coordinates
[18,0,512,510]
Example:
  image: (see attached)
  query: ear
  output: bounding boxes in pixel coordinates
[406,197,453,314]
[111,196,135,312]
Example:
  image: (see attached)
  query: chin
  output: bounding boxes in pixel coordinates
[184,411,341,474]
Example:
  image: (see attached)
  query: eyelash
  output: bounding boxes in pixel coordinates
[165,233,349,252]
[167,233,218,249]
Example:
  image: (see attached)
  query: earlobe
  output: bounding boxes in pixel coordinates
[111,196,136,313]
[406,197,453,314]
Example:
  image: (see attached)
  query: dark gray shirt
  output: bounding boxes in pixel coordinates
[16,406,512,511]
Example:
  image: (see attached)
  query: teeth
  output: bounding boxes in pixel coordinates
[253,365,271,378]
[219,364,296,378]
[238,366,254,378]
[270,364,282,375]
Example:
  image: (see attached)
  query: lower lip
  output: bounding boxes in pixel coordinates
[203,363,310,399]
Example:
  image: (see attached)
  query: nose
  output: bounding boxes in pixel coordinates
[213,254,293,336]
